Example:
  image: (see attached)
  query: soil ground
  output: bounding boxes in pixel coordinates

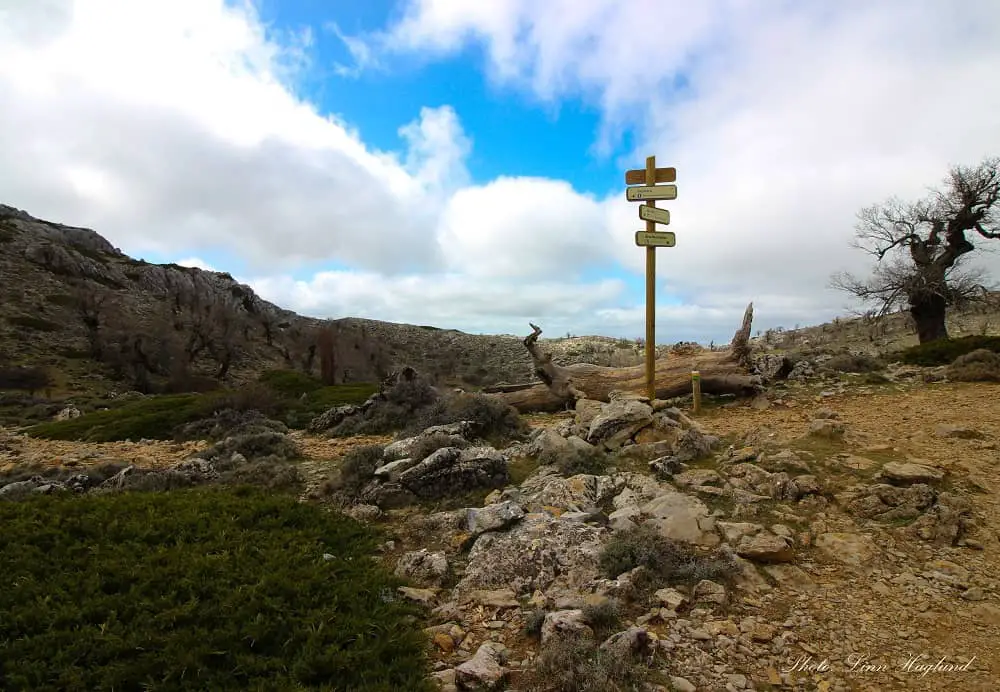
[3,381,998,691]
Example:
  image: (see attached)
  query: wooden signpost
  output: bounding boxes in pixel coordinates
[625,156,677,400]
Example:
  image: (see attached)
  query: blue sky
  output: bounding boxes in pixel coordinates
[3,0,999,343]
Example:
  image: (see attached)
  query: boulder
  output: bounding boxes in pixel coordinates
[880,461,945,485]
[540,609,593,644]
[641,492,719,547]
[396,446,509,500]
[455,514,605,597]
[736,533,795,563]
[455,642,507,690]
[587,399,654,449]
[814,532,877,566]
[466,501,526,538]
[395,549,450,586]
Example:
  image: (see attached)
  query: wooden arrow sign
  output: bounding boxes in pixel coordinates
[639,205,670,225]
[626,185,677,201]
[635,231,676,247]
[625,167,676,185]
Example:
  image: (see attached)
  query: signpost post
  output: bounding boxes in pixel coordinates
[624,156,677,401]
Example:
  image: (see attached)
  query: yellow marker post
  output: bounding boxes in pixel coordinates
[691,370,702,414]
[644,156,657,400]
[624,157,677,402]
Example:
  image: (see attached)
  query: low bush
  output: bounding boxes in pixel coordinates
[405,392,528,442]
[5,315,61,332]
[0,366,52,394]
[174,408,289,443]
[206,383,285,417]
[257,368,324,397]
[26,394,208,442]
[322,444,386,501]
[523,608,547,639]
[894,335,1000,367]
[517,633,651,692]
[197,431,302,464]
[540,444,610,477]
[328,375,440,437]
[27,382,380,442]
[0,460,129,490]
[598,524,739,586]
[581,598,622,638]
[823,352,884,373]
[0,487,434,690]
[947,348,1000,382]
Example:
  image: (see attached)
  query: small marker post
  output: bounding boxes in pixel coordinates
[691,370,702,414]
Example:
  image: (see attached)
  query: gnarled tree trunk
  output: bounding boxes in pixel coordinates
[486,302,762,413]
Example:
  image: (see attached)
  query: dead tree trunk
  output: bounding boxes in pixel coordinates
[486,302,762,413]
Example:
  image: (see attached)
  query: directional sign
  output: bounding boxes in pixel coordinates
[639,205,670,225]
[626,185,677,202]
[625,167,676,185]
[635,231,676,247]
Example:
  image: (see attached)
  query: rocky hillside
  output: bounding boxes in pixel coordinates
[0,204,614,393]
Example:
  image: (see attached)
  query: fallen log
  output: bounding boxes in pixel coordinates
[485,302,762,413]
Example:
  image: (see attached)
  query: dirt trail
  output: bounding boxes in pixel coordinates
[698,383,1000,691]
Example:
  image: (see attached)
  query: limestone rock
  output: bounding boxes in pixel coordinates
[541,609,593,644]
[395,549,450,587]
[456,514,605,597]
[641,492,719,547]
[466,501,526,538]
[880,461,945,484]
[814,532,877,566]
[736,533,795,563]
[455,642,507,690]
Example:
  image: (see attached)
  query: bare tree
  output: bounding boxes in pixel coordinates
[830,156,999,343]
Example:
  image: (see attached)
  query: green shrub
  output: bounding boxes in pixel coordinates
[206,383,285,417]
[524,608,547,639]
[581,598,622,638]
[405,392,527,441]
[44,293,77,307]
[947,348,1000,382]
[0,487,434,691]
[174,408,289,442]
[197,431,302,464]
[823,352,884,373]
[5,315,61,332]
[328,376,439,437]
[0,366,53,394]
[895,335,1000,366]
[285,383,379,428]
[517,633,651,692]
[540,445,609,477]
[323,444,386,500]
[26,394,207,442]
[257,369,324,397]
[598,524,739,586]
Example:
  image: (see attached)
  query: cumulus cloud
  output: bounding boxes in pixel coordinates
[4,0,1000,344]
[0,0,446,274]
[372,0,1000,321]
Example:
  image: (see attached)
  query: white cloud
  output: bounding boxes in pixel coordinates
[372,0,1000,324]
[4,0,1000,346]
[0,0,444,274]
[175,257,218,272]
[437,177,608,279]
